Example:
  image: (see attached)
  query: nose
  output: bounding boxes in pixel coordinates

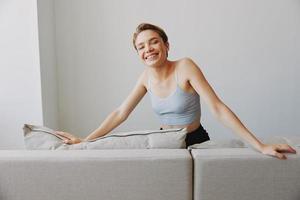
[145,44,154,53]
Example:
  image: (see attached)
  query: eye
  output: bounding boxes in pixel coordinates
[138,46,144,50]
[151,39,159,44]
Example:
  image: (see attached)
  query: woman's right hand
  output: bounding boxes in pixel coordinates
[54,131,83,144]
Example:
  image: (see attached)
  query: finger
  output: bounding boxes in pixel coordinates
[287,145,297,153]
[56,132,73,140]
[65,139,75,145]
[274,152,286,160]
[55,131,66,137]
[57,134,71,141]
[54,132,69,140]
[55,131,70,138]
[63,139,69,144]
[276,144,297,153]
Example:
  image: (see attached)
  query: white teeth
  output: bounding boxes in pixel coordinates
[146,54,158,60]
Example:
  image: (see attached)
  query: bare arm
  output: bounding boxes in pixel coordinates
[183,58,296,159]
[84,75,147,141]
[56,71,147,143]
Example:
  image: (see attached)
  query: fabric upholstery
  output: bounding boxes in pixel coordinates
[187,139,246,149]
[23,124,187,149]
[191,148,300,200]
[0,150,193,200]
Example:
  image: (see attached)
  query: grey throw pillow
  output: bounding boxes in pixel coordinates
[23,124,188,150]
[23,124,65,150]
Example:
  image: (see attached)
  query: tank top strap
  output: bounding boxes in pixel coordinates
[174,66,178,84]
[147,71,151,91]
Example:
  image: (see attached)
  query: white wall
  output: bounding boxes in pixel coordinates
[50,0,300,140]
[37,0,59,130]
[0,0,43,149]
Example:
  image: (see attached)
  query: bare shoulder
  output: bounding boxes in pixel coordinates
[177,57,196,65]
[136,69,148,88]
[175,57,203,79]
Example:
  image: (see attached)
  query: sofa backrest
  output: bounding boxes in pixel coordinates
[191,148,300,200]
[0,149,192,200]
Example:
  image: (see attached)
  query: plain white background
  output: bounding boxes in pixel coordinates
[0,0,43,149]
[1,0,299,149]
[50,0,300,139]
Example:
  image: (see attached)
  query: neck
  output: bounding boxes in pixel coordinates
[149,60,174,81]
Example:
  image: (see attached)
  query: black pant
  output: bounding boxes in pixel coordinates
[160,124,210,147]
[185,124,210,147]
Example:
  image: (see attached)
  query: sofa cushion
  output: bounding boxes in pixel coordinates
[23,124,187,150]
[187,136,300,150]
[187,139,245,150]
[243,136,300,149]
[261,136,300,147]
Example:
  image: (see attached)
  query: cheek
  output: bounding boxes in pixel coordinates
[158,44,167,53]
[139,52,144,58]
[137,51,145,60]
[136,50,142,56]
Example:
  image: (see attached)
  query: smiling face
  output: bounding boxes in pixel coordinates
[135,30,169,68]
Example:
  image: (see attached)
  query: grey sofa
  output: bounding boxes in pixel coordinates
[0,148,299,200]
[192,148,300,200]
[0,149,192,200]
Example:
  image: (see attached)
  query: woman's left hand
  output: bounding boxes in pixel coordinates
[259,143,297,160]
[55,131,83,144]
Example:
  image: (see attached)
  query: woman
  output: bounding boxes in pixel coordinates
[56,23,296,159]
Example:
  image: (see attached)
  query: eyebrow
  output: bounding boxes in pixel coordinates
[136,37,159,47]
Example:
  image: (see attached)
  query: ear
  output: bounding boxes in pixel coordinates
[165,42,170,51]
[165,42,170,58]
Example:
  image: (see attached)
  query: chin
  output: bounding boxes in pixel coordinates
[144,57,165,68]
[145,61,161,68]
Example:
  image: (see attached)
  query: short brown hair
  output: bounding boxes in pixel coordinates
[133,23,168,50]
